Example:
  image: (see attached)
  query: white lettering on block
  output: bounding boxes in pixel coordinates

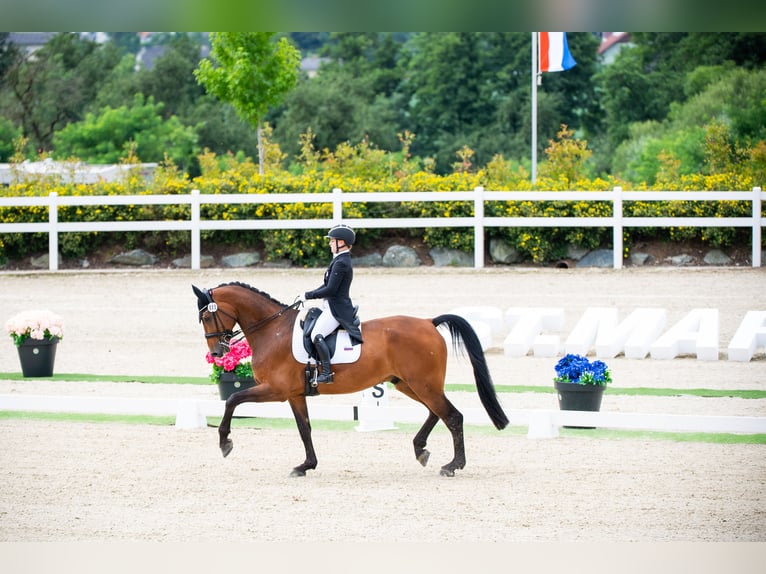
[565,308,617,356]
[650,309,719,360]
[439,319,492,352]
[593,308,667,359]
[449,306,506,337]
[727,311,766,362]
[504,308,564,357]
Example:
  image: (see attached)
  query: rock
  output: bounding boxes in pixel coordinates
[566,245,590,261]
[30,254,50,269]
[489,239,521,264]
[429,247,473,267]
[108,249,158,266]
[575,249,613,268]
[382,245,421,267]
[703,249,732,266]
[629,252,654,266]
[668,254,696,266]
[353,252,383,267]
[221,252,260,268]
[172,254,215,268]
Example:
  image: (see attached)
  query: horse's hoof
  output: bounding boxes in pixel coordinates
[289,468,307,477]
[439,467,455,477]
[417,449,430,467]
[220,440,233,458]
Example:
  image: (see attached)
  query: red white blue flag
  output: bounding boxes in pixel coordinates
[538,32,576,73]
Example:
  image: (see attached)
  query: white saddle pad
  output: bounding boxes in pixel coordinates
[291,314,362,364]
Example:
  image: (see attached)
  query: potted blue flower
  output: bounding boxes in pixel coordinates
[553,354,611,423]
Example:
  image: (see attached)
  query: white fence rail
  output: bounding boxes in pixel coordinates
[0,187,763,270]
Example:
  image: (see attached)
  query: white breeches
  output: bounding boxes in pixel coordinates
[310,300,340,340]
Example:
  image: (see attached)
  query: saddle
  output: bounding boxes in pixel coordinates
[292,307,362,365]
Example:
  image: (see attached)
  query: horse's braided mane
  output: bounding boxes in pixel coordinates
[217,281,288,307]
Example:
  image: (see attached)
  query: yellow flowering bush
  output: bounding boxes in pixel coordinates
[0,142,761,266]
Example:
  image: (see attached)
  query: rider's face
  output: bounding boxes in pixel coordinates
[330,238,346,254]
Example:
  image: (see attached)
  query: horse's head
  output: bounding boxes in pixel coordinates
[192,284,238,357]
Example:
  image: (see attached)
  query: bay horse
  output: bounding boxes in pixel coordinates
[193,282,509,477]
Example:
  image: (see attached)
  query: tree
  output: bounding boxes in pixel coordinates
[0,33,122,152]
[52,94,198,169]
[194,32,301,174]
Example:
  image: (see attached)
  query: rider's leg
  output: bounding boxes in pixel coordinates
[310,306,339,384]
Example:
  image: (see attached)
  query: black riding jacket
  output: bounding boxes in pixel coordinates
[305,251,362,344]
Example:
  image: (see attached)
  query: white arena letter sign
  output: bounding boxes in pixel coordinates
[727,311,766,362]
[566,308,667,359]
[503,307,564,357]
[650,308,719,360]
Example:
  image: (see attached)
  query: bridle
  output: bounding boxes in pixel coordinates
[197,288,301,354]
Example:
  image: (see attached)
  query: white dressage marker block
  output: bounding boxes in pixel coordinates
[355,385,396,432]
[175,400,207,429]
[728,311,766,361]
[650,308,719,360]
[504,307,564,357]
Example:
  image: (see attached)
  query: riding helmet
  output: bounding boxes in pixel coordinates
[326,224,356,246]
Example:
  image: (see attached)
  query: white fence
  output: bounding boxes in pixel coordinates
[0,187,763,270]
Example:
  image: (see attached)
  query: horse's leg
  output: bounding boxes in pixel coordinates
[403,385,466,477]
[394,381,438,467]
[218,395,238,458]
[287,395,318,477]
[438,397,465,477]
[217,383,288,458]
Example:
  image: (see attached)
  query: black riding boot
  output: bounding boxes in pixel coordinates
[313,335,334,384]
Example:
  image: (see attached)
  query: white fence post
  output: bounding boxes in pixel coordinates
[48,192,58,271]
[190,189,201,270]
[332,187,343,224]
[612,186,623,270]
[753,187,762,268]
[474,186,484,269]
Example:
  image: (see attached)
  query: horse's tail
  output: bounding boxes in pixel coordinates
[432,314,509,430]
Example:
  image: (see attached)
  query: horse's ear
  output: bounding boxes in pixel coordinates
[192,285,206,299]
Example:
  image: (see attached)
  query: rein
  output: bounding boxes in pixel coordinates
[199,287,301,349]
[240,301,302,335]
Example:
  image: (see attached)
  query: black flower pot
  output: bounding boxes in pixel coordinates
[17,337,60,377]
[554,381,605,429]
[217,371,256,400]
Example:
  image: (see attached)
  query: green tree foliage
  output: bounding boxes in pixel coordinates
[0,33,123,153]
[194,32,301,173]
[0,116,21,161]
[52,94,198,168]
[612,67,766,184]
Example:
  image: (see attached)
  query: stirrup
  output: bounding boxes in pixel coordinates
[314,368,334,385]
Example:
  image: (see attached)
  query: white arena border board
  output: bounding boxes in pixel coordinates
[1,393,764,439]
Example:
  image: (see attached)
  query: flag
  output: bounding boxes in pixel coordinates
[538,32,576,73]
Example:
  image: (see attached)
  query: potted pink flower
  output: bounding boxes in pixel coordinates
[5,309,64,377]
[206,338,255,400]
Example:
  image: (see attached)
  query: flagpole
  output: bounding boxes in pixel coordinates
[531,32,537,184]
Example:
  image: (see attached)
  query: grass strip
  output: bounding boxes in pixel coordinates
[1,410,764,444]
[2,373,764,399]
[0,372,209,385]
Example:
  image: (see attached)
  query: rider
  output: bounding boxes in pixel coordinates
[299,224,363,384]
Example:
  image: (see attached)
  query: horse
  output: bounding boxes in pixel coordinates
[193,282,509,477]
